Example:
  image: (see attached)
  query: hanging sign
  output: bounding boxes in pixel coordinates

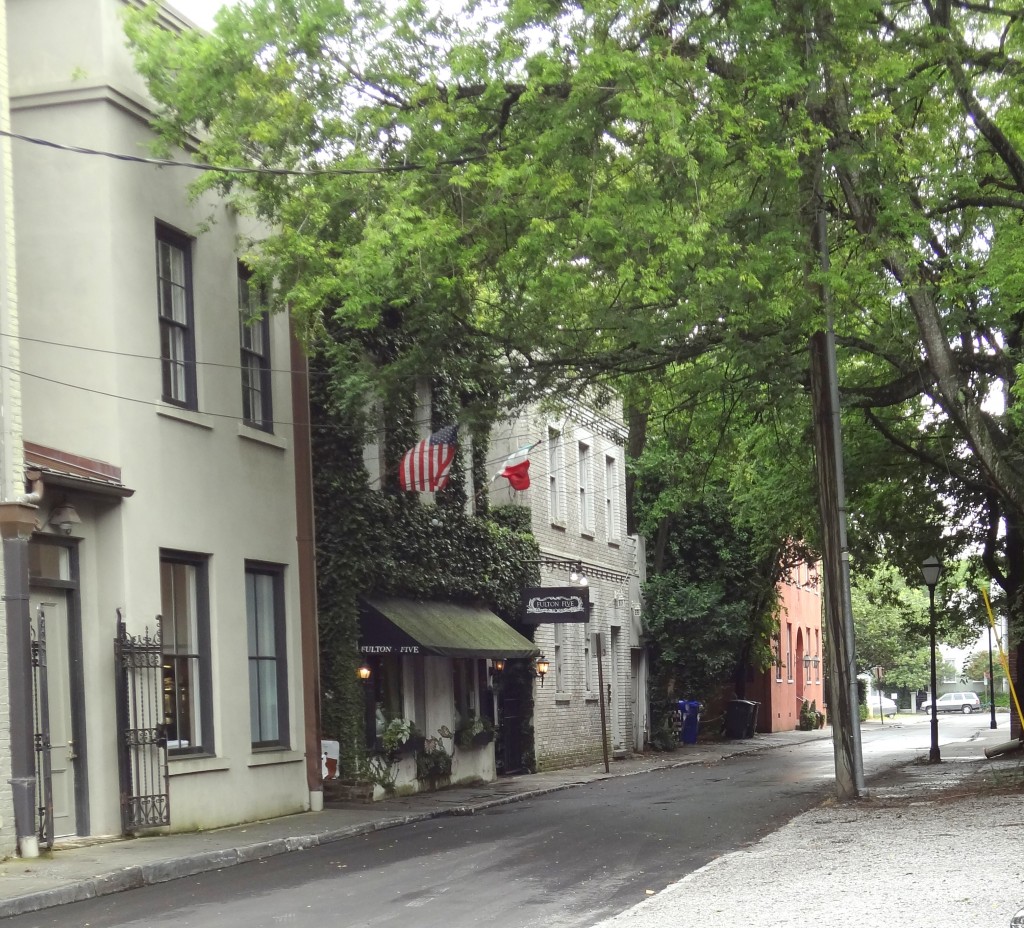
[521,586,590,624]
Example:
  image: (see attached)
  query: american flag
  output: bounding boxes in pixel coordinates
[399,424,458,492]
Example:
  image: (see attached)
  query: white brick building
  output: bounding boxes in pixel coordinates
[491,401,648,770]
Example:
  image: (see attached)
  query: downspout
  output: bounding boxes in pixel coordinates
[290,320,323,811]
[0,501,40,857]
[0,0,40,854]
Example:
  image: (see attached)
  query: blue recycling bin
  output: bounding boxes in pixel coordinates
[679,700,701,744]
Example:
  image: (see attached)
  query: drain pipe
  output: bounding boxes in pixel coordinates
[0,498,42,857]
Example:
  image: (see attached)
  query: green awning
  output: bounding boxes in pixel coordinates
[360,596,539,660]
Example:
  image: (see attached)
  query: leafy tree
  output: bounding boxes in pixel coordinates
[963,650,1006,687]
[641,495,789,745]
[125,0,1024,703]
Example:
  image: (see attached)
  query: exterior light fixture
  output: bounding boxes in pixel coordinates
[492,658,505,673]
[535,654,550,685]
[356,663,372,681]
[48,502,80,535]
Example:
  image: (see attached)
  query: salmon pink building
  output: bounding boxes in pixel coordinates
[751,562,825,732]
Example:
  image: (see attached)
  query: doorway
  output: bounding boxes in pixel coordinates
[29,538,87,839]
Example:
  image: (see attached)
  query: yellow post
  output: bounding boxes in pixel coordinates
[979,587,1024,731]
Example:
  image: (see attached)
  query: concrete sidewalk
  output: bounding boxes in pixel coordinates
[0,720,1018,923]
[593,718,1024,928]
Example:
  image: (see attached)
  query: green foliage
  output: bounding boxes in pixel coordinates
[454,711,495,748]
[415,728,454,783]
[309,347,538,777]
[798,700,823,731]
[963,650,1005,685]
[358,753,399,796]
[850,560,979,691]
[642,497,785,738]
[126,0,1024,705]
[379,718,415,757]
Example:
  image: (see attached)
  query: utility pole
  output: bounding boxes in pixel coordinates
[808,169,865,801]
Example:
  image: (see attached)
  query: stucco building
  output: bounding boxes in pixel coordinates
[1,0,321,851]
[750,561,825,732]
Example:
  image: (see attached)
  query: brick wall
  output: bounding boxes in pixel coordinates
[493,402,642,771]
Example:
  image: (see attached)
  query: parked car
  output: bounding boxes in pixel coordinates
[919,692,981,715]
[868,695,898,718]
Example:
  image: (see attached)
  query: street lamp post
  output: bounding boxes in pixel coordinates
[921,555,942,763]
[987,622,998,730]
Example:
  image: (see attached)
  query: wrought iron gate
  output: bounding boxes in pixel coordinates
[114,610,169,833]
[30,607,54,849]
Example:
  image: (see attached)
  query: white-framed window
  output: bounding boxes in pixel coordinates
[156,224,197,409]
[578,441,594,534]
[815,630,821,682]
[161,551,212,755]
[246,563,289,748]
[786,624,793,683]
[605,453,620,542]
[775,634,783,682]
[548,426,565,524]
[238,264,273,432]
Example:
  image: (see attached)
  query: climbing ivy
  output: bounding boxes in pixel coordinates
[310,348,540,777]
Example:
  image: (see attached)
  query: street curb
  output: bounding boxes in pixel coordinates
[0,736,826,919]
[0,783,588,918]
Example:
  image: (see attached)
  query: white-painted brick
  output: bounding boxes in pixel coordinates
[491,402,647,771]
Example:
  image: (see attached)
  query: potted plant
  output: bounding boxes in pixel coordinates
[415,731,453,785]
[378,718,415,761]
[454,711,495,749]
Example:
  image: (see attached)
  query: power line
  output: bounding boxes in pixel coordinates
[7,361,623,493]
[0,128,487,177]
[4,331,629,440]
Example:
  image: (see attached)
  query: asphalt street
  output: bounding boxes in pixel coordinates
[0,721,942,928]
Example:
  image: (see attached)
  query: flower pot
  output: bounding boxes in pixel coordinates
[471,729,494,748]
[404,734,426,754]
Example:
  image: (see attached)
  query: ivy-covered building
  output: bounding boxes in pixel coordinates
[311,354,651,792]
[314,374,544,797]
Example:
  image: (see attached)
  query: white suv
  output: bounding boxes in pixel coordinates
[920,692,981,715]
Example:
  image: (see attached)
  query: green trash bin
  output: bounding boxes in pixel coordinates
[724,699,757,739]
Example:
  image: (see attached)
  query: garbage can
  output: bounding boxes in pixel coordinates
[724,699,757,739]
[679,700,700,744]
[745,701,760,738]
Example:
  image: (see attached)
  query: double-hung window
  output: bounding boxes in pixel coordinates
[605,453,620,542]
[238,265,273,431]
[161,552,212,755]
[246,563,289,748]
[548,427,565,524]
[578,441,594,534]
[156,224,197,409]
